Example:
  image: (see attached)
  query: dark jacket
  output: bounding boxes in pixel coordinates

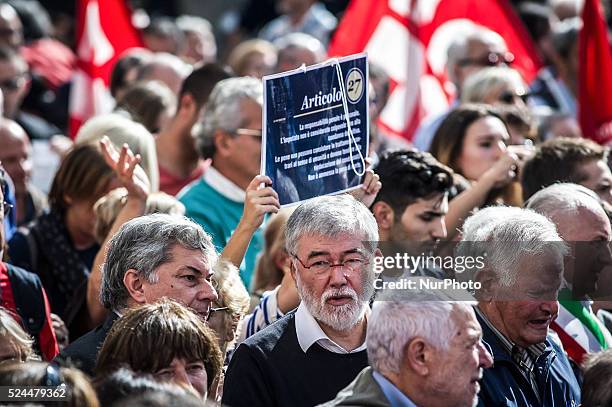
[477,312,581,407]
[318,367,391,407]
[54,312,119,376]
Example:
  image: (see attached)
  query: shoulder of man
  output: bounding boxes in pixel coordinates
[317,367,391,407]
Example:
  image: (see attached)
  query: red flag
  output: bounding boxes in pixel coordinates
[69,0,143,137]
[579,0,612,144]
[328,0,542,140]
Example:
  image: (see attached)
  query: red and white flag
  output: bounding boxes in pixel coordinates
[328,0,542,140]
[69,0,143,137]
[578,0,612,145]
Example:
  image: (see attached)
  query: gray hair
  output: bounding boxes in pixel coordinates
[461,66,525,104]
[285,195,379,255]
[367,290,475,374]
[526,182,605,219]
[457,206,566,287]
[195,77,263,160]
[447,27,506,86]
[100,213,218,310]
[273,33,326,63]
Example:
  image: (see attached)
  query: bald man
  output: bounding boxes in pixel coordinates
[0,119,46,225]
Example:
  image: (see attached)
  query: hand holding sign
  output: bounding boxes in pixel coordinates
[242,175,281,232]
[262,53,369,206]
[349,158,382,208]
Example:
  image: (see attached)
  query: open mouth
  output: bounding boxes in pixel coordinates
[325,296,354,306]
[528,318,550,330]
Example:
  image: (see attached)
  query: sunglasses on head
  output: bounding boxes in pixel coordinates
[458,51,515,68]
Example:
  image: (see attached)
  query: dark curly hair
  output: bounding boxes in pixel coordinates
[373,149,455,214]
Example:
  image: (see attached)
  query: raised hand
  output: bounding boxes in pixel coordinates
[241,175,281,231]
[99,136,150,201]
[349,157,382,208]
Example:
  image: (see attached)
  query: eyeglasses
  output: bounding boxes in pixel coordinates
[498,89,530,105]
[291,253,370,276]
[0,75,27,92]
[234,128,262,140]
[457,51,515,68]
[2,201,13,216]
[206,306,230,321]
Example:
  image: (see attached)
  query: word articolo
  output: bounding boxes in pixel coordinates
[301,88,343,110]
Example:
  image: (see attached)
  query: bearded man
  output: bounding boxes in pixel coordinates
[222,194,378,407]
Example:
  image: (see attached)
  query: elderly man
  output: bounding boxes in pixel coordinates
[55,213,218,375]
[322,290,493,407]
[179,77,268,287]
[413,27,509,151]
[458,206,581,406]
[0,119,46,225]
[222,195,378,407]
[526,183,612,363]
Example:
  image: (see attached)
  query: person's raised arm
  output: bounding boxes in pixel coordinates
[87,137,151,326]
[221,175,280,268]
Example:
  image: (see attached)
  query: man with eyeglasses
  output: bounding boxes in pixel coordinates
[0,46,60,140]
[180,76,277,288]
[223,194,378,407]
[0,166,58,361]
[413,27,509,151]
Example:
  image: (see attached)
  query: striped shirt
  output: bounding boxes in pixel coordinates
[238,286,285,344]
[476,307,546,404]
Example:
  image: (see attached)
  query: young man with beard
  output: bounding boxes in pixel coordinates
[222,195,379,407]
[372,150,454,279]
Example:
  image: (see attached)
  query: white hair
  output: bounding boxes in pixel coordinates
[285,194,379,255]
[526,182,605,219]
[367,290,475,374]
[273,32,326,63]
[461,66,525,104]
[75,113,160,191]
[195,76,263,160]
[446,27,506,86]
[457,206,566,287]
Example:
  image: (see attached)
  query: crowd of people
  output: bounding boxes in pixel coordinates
[1,0,612,406]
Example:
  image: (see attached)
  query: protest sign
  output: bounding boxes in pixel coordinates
[262,53,369,206]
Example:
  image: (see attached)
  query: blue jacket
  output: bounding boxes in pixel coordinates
[476,312,581,407]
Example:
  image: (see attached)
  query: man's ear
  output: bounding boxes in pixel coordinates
[214,130,233,158]
[475,268,497,302]
[372,201,395,231]
[404,337,432,376]
[123,269,147,305]
[177,93,197,118]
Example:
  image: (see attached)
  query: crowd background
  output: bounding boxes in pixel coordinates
[1,0,612,406]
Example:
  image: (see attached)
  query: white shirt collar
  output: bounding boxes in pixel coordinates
[203,166,246,202]
[295,302,368,354]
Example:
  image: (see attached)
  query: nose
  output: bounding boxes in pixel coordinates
[430,217,447,240]
[199,280,219,303]
[172,366,191,388]
[478,341,494,369]
[539,299,559,316]
[328,264,349,288]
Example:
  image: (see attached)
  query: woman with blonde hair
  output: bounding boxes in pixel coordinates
[0,307,38,364]
[75,113,160,191]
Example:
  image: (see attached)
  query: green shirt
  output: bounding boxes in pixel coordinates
[179,177,263,289]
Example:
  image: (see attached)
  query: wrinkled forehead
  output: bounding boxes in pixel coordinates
[296,231,369,256]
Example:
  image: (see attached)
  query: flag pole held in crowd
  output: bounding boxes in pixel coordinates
[261,53,369,206]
